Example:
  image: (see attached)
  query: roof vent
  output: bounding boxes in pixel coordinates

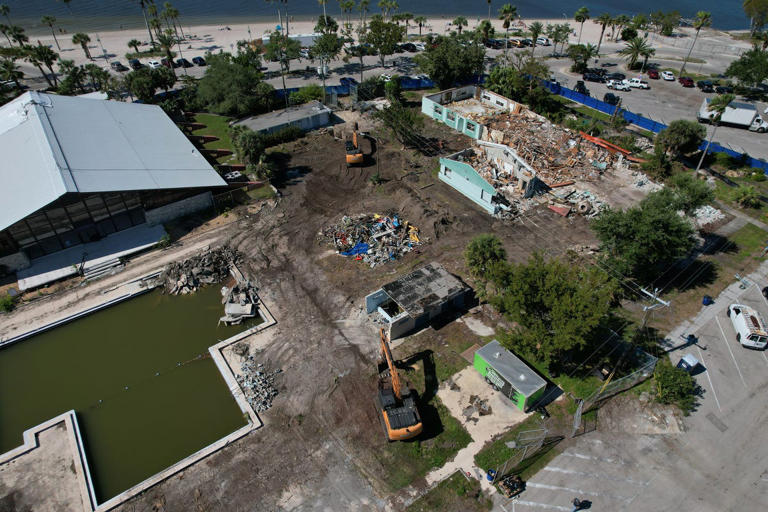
[494,351,501,359]
[519,374,526,381]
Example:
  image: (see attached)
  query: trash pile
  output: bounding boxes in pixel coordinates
[549,186,608,218]
[238,356,281,413]
[318,213,426,267]
[161,246,242,295]
[693,205,726,227]
[219,282,260,326]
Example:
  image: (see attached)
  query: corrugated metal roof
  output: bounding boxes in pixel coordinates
[0,92,225,231]
[476,340,547,397]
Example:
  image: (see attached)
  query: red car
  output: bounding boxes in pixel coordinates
[647,69,659,79]
[679,76,694,87]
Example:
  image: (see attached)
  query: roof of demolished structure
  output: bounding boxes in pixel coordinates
[381,262,468,318]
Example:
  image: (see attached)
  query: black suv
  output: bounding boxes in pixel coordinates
[583,72,604,83]
[128,58,143,70]
[606,72,626,81]
[715,84,733,94]
[603,92,620,105]
[696,80,714,92]
[574,81,590,96]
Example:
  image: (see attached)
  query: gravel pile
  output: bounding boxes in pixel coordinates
[238,356,281,413]
[694,205,725,227]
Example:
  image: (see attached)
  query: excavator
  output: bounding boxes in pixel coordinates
[376,328,423,441]
[345,131,365,165]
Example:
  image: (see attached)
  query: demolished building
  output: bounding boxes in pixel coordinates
[425,86,632,217]
[365,262,469,339]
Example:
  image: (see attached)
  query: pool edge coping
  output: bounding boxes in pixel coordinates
[0,266,277,512]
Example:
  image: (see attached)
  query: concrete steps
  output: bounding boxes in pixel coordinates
[83,258,124,281]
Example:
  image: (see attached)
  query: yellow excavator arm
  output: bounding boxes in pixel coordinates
[379,328,401,400]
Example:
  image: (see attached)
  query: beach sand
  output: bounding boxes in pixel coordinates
[28,17,608,67]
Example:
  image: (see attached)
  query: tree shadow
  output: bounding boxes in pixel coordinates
[699,233,737,256]
[663,259,718,293]
[271,164,311,188]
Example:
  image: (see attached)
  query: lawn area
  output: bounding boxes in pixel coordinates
[572,105,613,123]
[191,113,239,166]
[713,176,768,223]
[406,471,492,512]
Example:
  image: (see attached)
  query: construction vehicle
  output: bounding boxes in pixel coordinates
[345,131,365,165]
[376,328,423,441]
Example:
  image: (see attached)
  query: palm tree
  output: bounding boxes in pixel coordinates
[477,19,494,44]
[0,24,11,46]
[72,33,92,60]
[631,14,648,31]
[319,0,327,18]
[453,16,468,35]
[0,4,11,26]
[8,25,27,47]
[696,93,736,171]
[339,0,355,28]
[156,31,176,76]
[128,38,142,54]
[26,44,59,88]
[41,16,61,51]
[618,36,653,69]
[744,0,768,35]
[755,30,768,50]
[136,0,156,48]
[163,3,182,40]
[574,7,590,45]
[150,18,163,40]
[486,0,492,22]
[359,0,370,29]
[0,57,22,89]
[594,13,611,54]
[612,14,630,41]
[401,12,413,36]
[679,11,711,75]
[498,4,518,57]
[529,21,543,53]
[414,15,426,36]
[640,43,655,71]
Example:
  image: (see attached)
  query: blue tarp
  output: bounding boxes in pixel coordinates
[340,242,369,256]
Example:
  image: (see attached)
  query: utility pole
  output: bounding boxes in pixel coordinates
[640,287,670,330]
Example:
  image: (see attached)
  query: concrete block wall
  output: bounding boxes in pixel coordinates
[145,192,213,226]
[0,251,30,272]
[439,159,497,214]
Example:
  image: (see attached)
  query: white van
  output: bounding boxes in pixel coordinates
[727,304,768,349]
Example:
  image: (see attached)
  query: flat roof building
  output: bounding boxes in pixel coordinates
[365,262,469,339]
[0,92,227,288]
[474,340,547,411]
[234,100,332,134]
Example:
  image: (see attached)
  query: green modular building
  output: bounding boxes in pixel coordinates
[474,340,547,412]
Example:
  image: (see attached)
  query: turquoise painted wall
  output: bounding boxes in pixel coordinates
[421,96,482,139]
[438,157,497,214]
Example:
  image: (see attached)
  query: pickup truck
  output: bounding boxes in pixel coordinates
[606,79,631,91]
[627,78,650,89]
[697,98,768,133]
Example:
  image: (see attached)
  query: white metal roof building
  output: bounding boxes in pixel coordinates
[0,92,227,283]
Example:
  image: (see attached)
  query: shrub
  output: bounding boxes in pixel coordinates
[747,168,767,182]
[262,125,304,147]
[289,83,324,105]
[654,360,697,415]
[712,151,739,169]
[732,185,761,208]
[0,294,14,313]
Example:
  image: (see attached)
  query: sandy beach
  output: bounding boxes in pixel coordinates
[25,16,611,67]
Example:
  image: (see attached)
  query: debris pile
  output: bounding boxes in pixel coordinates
[219,282,260,326]
[318,213,427,267]
[160,246,242,295]
[238,356,281,413]
[694,205,725,227]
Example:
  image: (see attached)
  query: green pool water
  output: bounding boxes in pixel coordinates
[0,285,256,502]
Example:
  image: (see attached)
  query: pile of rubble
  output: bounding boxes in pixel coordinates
[237,356,281,413]
[160,246,242,295]
[318,213,427,268]
[219,282,260,326]
[694,205,726,227]
[484,111,619,184]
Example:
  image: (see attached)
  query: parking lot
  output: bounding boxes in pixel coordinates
[499,265,768,512]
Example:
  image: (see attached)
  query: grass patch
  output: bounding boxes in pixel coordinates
[125,49,175,60]
[474,413,542,472]
[247,185,276,200]
[377,397,471,491]
[406,471,492,512]
[191,113,238,166]
[728,223,768,263]
[572,105,613,123]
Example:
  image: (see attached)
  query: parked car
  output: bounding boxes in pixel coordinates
[339,76,358,86]
[582,72,604,83]
[600,62,617,67]
[128,58,143,70]
[536,36,551,46]
[574,80,590,96]
[147,59,162,69]
[647,69,659,79]
[192,56,206,66]
[176,58,193,68]
[696,80,714,92]
[715,85,734,94]
[660,70,674,81]
[379,73,392,82]
[160,57,177,69]
[606,79,631,91]
[606,72,626,81]
[585,67,606,76]
[413,42,426,51]
[507,38,523,48]
[400,42,417,52]
[679,76,695,87]
[521,38,533,47]
[110,61,128,72]
[727,304,768,349]
[603,92,621,105]
[628,78,650,89]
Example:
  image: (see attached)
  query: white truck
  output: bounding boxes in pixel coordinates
[606,79,631,91]
[727,304,768,349]
[627,77,650,89]
[698,98,768,133]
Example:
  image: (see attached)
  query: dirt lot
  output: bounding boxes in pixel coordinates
[89,121,598,511]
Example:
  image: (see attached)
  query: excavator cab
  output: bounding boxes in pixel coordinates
[376,328,423,441]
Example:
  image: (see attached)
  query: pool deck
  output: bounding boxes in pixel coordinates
[0,267,277,512]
